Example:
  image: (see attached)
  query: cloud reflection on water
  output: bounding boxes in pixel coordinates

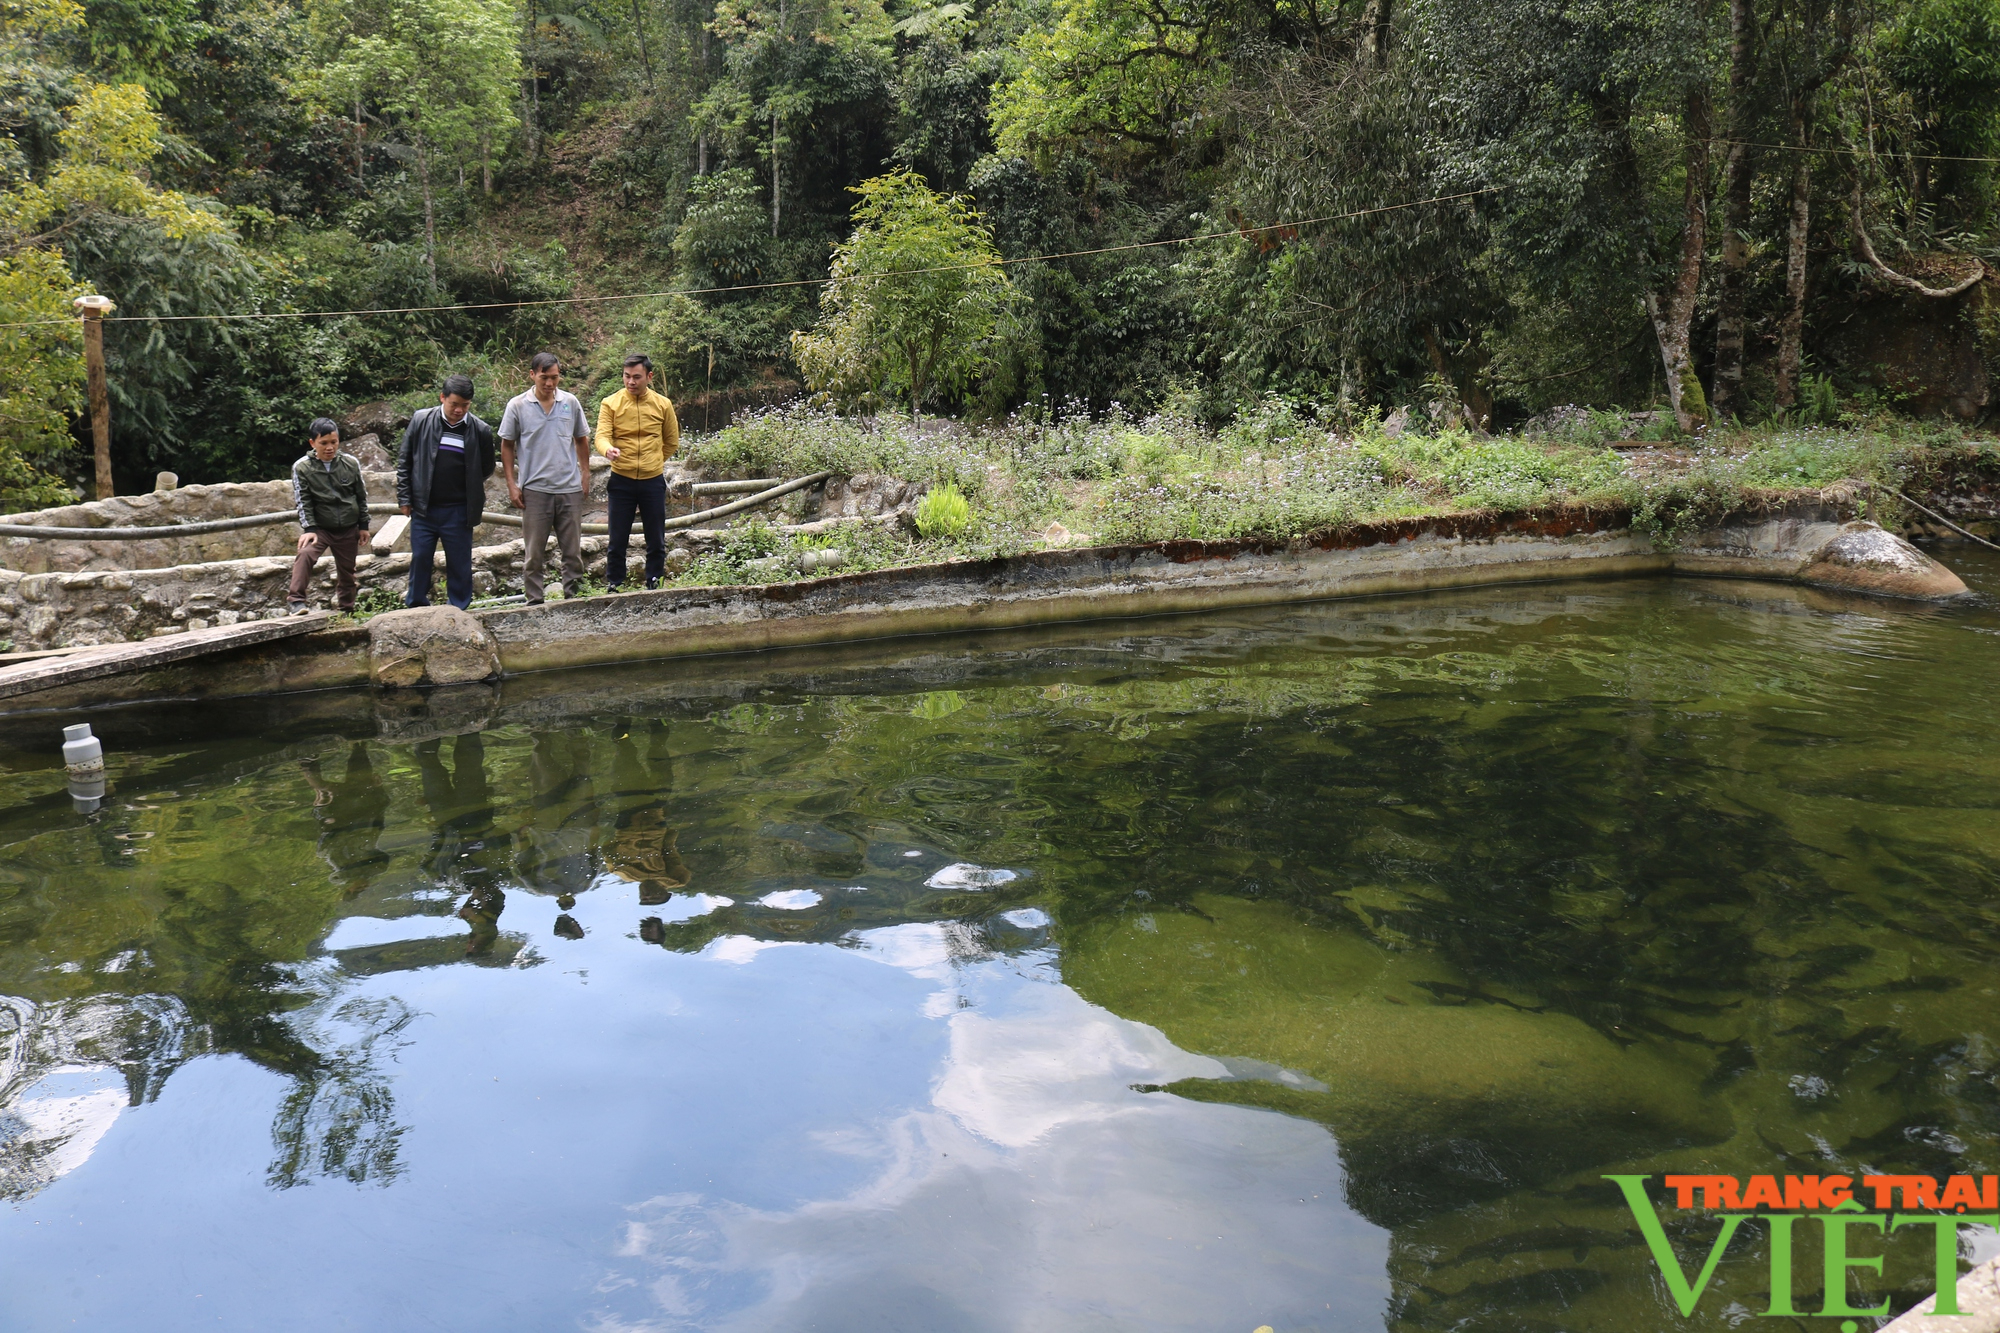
[592,924,1388,1332]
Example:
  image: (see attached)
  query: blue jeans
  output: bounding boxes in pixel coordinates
[606,473,667,589]
[408,506,474,609]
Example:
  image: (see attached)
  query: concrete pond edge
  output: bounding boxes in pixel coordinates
[0,494,1970,716]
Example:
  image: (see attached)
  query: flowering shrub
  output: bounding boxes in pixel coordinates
[696,404,988,494]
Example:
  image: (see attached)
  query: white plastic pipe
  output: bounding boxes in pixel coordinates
[61,722,103,776]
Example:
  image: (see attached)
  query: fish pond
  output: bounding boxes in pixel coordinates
[2,554,1998,1332]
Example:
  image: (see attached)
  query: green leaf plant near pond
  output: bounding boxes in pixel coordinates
[674,400,2000,585]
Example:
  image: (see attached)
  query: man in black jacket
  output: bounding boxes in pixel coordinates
[396,374,496,609]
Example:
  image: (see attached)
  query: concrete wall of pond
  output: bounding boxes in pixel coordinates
[0,498,1967,713]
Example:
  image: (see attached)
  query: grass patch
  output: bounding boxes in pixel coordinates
[647,401,1996,585]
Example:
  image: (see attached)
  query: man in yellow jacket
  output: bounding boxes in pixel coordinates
[594,353,681,590]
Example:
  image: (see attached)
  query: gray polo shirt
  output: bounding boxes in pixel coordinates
[498,388,588,494]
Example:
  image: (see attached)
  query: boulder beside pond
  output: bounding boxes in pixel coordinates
[366,606,499,687]
[1801,521,1969,599]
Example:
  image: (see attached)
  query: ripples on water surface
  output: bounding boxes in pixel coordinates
[2,555,1999,1331]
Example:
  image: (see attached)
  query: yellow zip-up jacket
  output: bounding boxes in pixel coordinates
[594,388,680,479]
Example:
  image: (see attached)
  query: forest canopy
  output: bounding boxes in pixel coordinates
[0,0,1996,501]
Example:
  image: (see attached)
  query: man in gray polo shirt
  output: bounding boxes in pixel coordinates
[499,352,593,604]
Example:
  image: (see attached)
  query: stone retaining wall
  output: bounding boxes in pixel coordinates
[0,475,401,573]
[0,468,920,648]
[0,534,619,650]
[0,461,909,580]
[0,508,910,652]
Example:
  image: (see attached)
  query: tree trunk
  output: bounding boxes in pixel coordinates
[697,25,709,173]
[1422,324,1492,431]
[1360,0,1391,67]
[771,109,780,237]
[480,129,492,194]
[354,97,366,187]
[417,139,437,287]
[1711,0,1760,424]
[1775,104,1812,411]
[1650,90,1713,432]
[631,0,655,89]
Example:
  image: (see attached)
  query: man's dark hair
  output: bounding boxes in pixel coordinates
[623,354,653,372]
[308,417,340,441]
[440,374,475,401]
[530,352,560,373]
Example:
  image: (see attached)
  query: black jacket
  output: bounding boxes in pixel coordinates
[396,406,496,521]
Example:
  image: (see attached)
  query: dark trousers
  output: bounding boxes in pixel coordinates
[289,526,362,608]
[605,472,667,589]
[408,506,475,609]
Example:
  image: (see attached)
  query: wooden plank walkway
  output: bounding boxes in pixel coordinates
[0,612,332,702]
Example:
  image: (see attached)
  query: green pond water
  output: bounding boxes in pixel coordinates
[2,553,1998,1332]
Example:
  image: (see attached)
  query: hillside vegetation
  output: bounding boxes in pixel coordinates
[1,0,1998,504]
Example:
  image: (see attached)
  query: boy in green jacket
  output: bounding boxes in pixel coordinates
[289,418,371,614]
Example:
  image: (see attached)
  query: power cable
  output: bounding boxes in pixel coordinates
[0,187,1504,331]
[1887,485,2000,552]
[1716,137,2000,165]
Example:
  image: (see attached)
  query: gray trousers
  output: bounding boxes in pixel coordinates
[521,488,585,602]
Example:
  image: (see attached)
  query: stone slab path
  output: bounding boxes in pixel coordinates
[0,613,331,703]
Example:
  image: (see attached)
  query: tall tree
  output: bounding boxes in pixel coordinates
[1411,0,1720,430]
[301,0,520,282]
[1709,0,1761,424]
[1768,0,1846,411]
[792,168,1010,414]
[988,0,1231,167]
[702,0,890,239]
[0,56,233,503]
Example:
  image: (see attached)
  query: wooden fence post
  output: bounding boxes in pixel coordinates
[74,294,115,499]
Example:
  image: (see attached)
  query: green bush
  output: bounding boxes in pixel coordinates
[723,518,784,564]
[915,482,973,539]
[1797,372,1841,427]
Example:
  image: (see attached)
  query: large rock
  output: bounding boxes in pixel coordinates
[340,433,395,471]
[339,401,410,444]
[1818,287,1991,421]
[1802,521,1969,599]
[366,606,499,687]
[1883,1254,2000,1332]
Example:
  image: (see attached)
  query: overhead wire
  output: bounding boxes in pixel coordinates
[0,186,1505,331]
[1715,136,2000,165]
[12,133,1994,336]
